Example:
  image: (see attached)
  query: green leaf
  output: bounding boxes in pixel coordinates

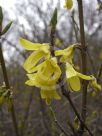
[1,21,12,35]
[50,8,57,29]
[0,6,3,32]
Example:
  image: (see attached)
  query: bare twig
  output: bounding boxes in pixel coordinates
[0,38,19,136]
[50,107,71,136]
[60,84,93,136]
[77,0,90,135]
[67,121,78,136]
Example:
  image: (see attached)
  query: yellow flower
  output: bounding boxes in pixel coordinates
[25,58,61,104]
[66,62,94,91]
[64,0,73,10]
[55,44,75,64]
[40,89,61,105]
[20,38,50,73]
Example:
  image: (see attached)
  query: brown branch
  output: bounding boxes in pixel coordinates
[50,14,74,136]
[55,119,71,136]
[71,12,97,76]
[50,8,93,136]
[77,0,90,135]
[50,107,71,136]
[60,83,93,136]
[0,38,19,136]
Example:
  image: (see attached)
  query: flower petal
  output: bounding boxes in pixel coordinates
[77,73,94,80]
[55,45,75,63]
[68,76,81,91]
[91,78,101,90]
[66,62,77,79]
[36,59,61,85]
[20,38,49,50]
[40,89,61,105]
[23,50,50,73]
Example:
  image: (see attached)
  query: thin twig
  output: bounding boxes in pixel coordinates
[50,107,71,136]
[55,118,71,136]
[50,16,74,136]
[67,121,78,136]
[50,8,93,136]
[77,0,89,135]
[71,11,97,76]
[60,83,93,136]
[0,38,19,136]
[71,13,79,42]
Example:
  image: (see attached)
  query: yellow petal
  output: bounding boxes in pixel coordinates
[55,45,75,63]
[40,89,61,105]
[40,89,60,99]
[55,45,74,56]
[66,62,95,91]
[23,50,50,73]
[20,38,49,50]
[77,73,94,80]
[36,59,61,86]
[68,76,81,91]
[64,0,73,10]
[25,78,40,87]
[26,58,61,89]
[91,78,101,90]
[66,62,77,79]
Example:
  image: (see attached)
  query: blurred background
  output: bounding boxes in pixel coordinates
[0,0,102,136]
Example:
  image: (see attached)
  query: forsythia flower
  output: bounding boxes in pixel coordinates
[66,62,101,91]
[26,59,61,105]
[20,38,61,105]
[55,44,75,64]
[20,38,50,73]
[64,0,73,10]
[20,38,101,104]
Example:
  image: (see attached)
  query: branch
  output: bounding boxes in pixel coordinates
[60,83,93,136]
[0,38,19,136]
[49,107,71,136]
[77,0,89,135]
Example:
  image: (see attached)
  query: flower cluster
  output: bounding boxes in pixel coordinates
[20,38,101,105]
[20,38,61,105]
